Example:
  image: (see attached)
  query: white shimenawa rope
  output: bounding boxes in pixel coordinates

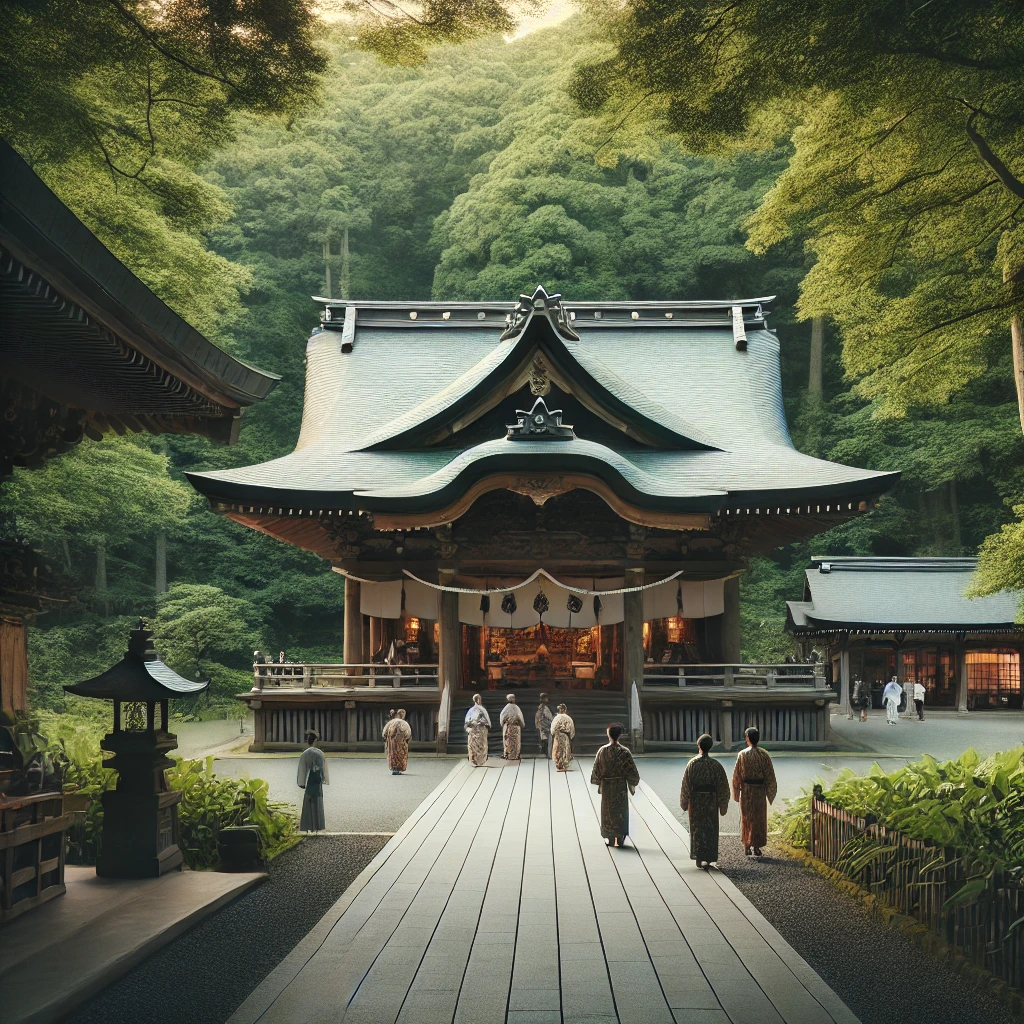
[337,566,685,596]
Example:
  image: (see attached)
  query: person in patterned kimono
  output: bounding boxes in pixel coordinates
[731,727,778,857]
[679,733,730,869]
[382,708,412,775]
[499,694,525,760]
[550,704,575,771]
[465,693,491,766]
[590,723,640,846]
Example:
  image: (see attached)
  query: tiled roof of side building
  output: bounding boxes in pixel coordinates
[187,290,899,513]
[787,556,1021,632]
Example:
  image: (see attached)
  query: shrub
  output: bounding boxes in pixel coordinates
[45,716,298,868]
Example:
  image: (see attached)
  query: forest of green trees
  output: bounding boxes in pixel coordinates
[3,4,1023,708]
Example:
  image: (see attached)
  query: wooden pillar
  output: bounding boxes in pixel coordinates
[343,578,362,669]
[956,641,969,713]
[722,576,741,664]
[437,578,460,753]
[0,616,29,716]
[624,569,645,695]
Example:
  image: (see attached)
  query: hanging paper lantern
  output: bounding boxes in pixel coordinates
[593,594,603,621]
[479,594,490,616]
[566,592,583,628]
[501,592,517,626]
[533,589,550,622]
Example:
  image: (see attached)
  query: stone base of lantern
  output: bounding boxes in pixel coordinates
[97,788,183,879]
[96,729,184,879]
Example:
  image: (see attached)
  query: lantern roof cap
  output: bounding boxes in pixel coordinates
[64,619,209,701]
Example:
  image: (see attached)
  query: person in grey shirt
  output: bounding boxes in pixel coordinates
[297,730,329,832]
[534,693,553,757]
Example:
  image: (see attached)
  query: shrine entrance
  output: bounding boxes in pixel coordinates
[463,622,620,692]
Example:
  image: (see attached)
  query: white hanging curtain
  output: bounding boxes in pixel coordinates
[352,573,726,625]
[360,579,403,618]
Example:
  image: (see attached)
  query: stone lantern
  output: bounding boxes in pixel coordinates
[64,619,208,878]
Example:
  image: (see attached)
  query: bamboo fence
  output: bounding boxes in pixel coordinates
[810,785,1024,991]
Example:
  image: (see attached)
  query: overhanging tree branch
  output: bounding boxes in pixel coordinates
[963,108,1024,201]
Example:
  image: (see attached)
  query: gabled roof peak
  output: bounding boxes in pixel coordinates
[500,286,579,343]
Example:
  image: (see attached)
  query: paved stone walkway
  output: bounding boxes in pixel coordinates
[230,759,858,1024]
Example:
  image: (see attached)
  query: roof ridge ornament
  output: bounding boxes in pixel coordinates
[506,396,575,441]
[500,285,580,343]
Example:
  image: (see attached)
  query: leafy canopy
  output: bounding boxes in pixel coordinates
[153,583,255,679]
[569,0,1024,417]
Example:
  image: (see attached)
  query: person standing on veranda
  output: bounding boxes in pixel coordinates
[383,708,412,775]
[499,693,525,760]
[913,680,926,721]
[591,723,640,847]
[550,704,575,771]
[882,677,903,726]
[465,693,491,766]
[679,733,730,870]
[535,692,553,758]
[297,730,328,833]
[731,727,778,858]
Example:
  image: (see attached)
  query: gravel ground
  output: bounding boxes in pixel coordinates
[714,843,1020,1024]
[66,835,388,1024]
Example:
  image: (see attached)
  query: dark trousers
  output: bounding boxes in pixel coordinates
[914,699,925,721]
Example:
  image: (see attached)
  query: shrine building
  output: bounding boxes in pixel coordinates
[788,556,1024,713]
[187,287,899,753]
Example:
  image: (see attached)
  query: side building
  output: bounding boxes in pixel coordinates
[787,556,1023,712]
[0,142,279,716]
[188,287,900,752]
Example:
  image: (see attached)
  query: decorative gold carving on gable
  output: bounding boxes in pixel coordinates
[528,356,551,396]
[507,474,572,506]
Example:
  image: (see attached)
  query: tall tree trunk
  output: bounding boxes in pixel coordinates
[808,316,824,401]
[323,239,333,300]
[61,535,71,572]
[341,225,350,301]
[948,480,962,553]
[1013,313,1024,435]
[155,530,167,595]
[95,538,109,618]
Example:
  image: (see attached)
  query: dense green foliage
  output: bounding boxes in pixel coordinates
[777,747,1024,909]
[32,709,299,866]
[4,13,1024,687]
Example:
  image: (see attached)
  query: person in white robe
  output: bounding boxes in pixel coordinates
[499,694,525,760]
[465,694,491,766]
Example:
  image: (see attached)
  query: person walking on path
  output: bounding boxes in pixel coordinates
[550,704,575,771]
[731,727,778,857]
[680,733,730,870]
[465,693,491,766]
[383,708,412,774]
[590,723,640,847]
[852,677,870,723]
[297,730,328,832]
[913,681,926,721]
[499,693,525,760]
[882,677,903,726]
[535,693,553,758]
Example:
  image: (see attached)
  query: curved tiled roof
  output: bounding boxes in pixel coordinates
[188,292,898,515]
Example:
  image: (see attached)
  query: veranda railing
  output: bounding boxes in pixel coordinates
[251,662,439,690]
[643,663,826,688]
[810,787,1024,991]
